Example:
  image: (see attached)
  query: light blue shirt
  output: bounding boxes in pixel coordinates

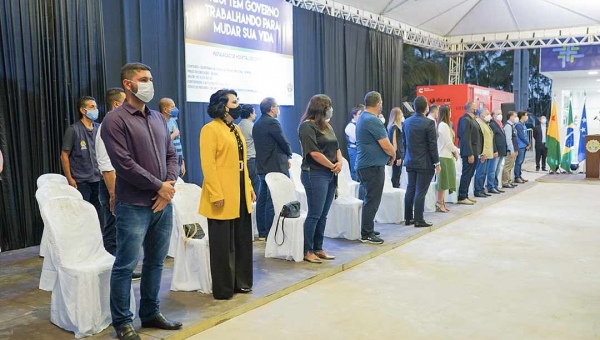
[166,118,183,156]
[355,112,389,170]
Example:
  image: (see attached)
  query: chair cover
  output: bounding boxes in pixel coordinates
[398,167,438,214]
[375,166,405,224]
[290,157,362,241]
[37,173,68,188]
[168,180,187,258]
[339,158,360,198]
[170,184,212,293]
[264,173,306,262]
[35,184,84,290]
[251,201,258,239]
[41,197,135,338]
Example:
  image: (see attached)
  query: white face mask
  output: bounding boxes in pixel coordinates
[325,107,333,121]
[512,117,519,123]
[496,114,503,121]
[541,118,547,124]
[132,81,154,103]
[483,115,492,122]
[379,114,386,124]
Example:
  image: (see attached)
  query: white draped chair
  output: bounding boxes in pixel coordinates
[375,166,405,224]
[35,183,84,290]
[40,197,135,338]
[339,158,359,198]
[290,155,362,240]
[251,201,258,240]
[170,183,212,293]
[37,173,68,188]
[265,173,306,262]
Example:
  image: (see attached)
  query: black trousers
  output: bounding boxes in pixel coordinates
[207,174,253,300]
[404,169,435,222]
[535,145,548,169]
[77,181,101,223]
[357,166,385,238]
[458,156,478,201]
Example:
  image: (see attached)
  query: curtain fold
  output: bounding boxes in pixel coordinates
[0,0,105,251]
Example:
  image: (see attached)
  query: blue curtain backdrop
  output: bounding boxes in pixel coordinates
[0,0,402,250]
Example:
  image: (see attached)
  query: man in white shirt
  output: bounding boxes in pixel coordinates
[344,105,364,181]
[427,104,439,126]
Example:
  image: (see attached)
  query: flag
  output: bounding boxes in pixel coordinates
[546,99,561,172]
[560,100,575,171]
[578,102,588,163]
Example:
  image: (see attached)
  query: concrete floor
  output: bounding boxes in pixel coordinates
[188,181,600,340]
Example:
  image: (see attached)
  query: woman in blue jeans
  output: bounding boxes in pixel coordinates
[298,94,343,264]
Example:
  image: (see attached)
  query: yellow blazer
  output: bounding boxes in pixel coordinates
[476,118,494,159]
[199,119,253,220]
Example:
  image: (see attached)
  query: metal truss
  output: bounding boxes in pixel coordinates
[286,0,451,52]
[448,54,463,85]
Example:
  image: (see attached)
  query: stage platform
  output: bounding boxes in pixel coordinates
[0,178,540,340]
[536,172,600,185]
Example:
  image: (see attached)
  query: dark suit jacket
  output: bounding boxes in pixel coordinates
[533,124,548,150]
[458,113,483,157]
[402,113,439,172]
[489,120,507,157]
[252,114,292,175]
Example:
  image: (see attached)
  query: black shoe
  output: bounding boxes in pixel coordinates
[494,188,505,193]
[141,313,182,330]
[116,324,140,340]
[542,168,547,171]
[374,231,381,236]
[536,167,540,171]
[488,189,501,194]
[414,221,433,228]
[360,235,384,244]
[132,272,141,281]
[405,219,415,226]
[235,288,252,294]
[474,193,488,198]
[502,185,514,189]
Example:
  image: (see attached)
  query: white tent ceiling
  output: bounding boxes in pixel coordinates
[330,0,600,37]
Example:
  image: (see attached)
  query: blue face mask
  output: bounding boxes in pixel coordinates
[170,107,179,118]
[85,109,99,121]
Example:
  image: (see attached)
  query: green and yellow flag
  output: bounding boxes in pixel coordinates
[546,99,561,172]
[560,100,575,171]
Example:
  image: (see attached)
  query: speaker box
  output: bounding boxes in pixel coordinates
[501,102,516,123]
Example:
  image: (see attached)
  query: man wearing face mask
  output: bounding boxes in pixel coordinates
[355,91,396,244]
[252,97,292,240]
[533,115,548,172]
[61,95,102,218]
[457,102,482,204]
[101,63,181,340]
[159,98,185,177]
[489,109,507,193]
[473,109,497,198]
[344,105,364,181]
[502,111,519,188]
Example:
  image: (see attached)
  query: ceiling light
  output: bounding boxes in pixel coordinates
[589,71,599,75]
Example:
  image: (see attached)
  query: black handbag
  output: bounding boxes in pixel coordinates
[182,223,205,248]
[274,201,300,246]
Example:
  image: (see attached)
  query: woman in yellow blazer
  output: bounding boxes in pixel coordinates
[199,89,256,300]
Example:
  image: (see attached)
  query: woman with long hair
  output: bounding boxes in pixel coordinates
[199,89,256,299]
[387,107,405,188]
[298,94,342,263]
[436,105,458,212]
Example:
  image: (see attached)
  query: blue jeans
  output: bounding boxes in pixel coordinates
[347,147,357,181]
[256,174,275,238]
[485,157,499,191]
[110,202,173,330]
[494,156,504,189]
[474,159,489,195]
[247,158,261,197]
[301,170,335,254]
[98,179,116,255]
[514,148,527,179]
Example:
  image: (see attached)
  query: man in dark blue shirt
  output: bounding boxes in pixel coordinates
[403,96,440,227]
[101,63,181,340]
[252,97,292,240]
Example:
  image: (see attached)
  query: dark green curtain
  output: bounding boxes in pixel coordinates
[0,0,105,250]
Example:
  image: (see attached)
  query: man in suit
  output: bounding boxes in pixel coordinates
[457,102,482,205]
[533,115,548,172]
[252,97,292,240]
[403,96,440,228]
[489,109,507,193]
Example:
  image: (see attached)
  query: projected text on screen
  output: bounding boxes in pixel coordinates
[184,0,294,105]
